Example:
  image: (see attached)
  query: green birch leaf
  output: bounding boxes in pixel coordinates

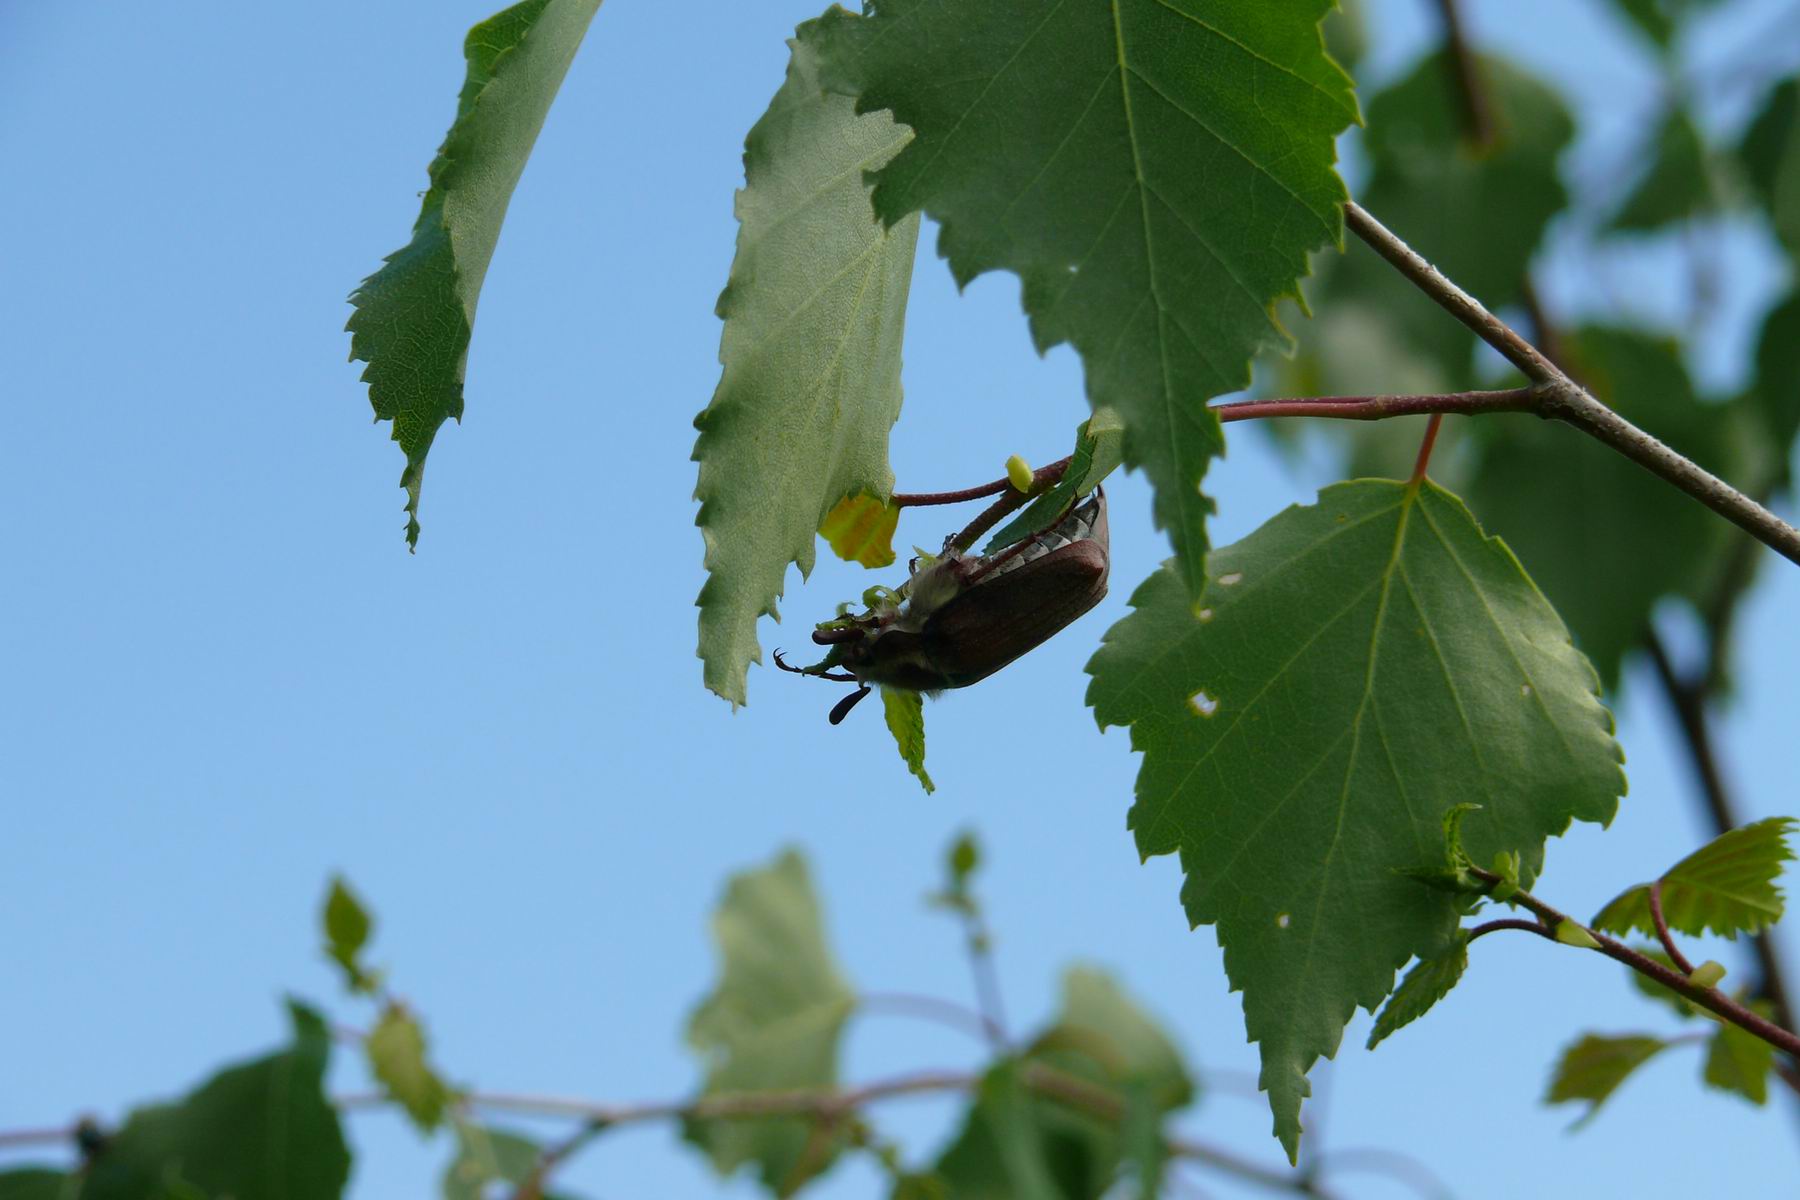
[1087,480,1623,1160]
[1703,1006,1777,1105]
[1753,292,1800,474]
[1545,1034,1668,1127]
[685,849,856,1191]
[82,1002,350,1200]
[367,1004,454,1132]
[928,1060,1063,1200]
[880,687,934,794]
[692,24,920,706]
[986,409,1125,555]
[1042,967,1195,1116]
[1739,77,1800,254]
[817,0,1358,603]
[0,1173,74,1200]
[346,0,602,547]
[441,1122,580,1200]
[1608,0,1727,49]
[1367,935,1469,1049]
[321,875,376,994]
[1610,106,1714,231]
[1592,817,1796,939]
[1465,327,1736,689]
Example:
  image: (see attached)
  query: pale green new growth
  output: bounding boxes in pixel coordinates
[692,24,920,706]
[818,0,1357,603]
[347,0,602,546]
[1592,816,1796,940]
[987,409,1124,554]
[322,874,376,994]
[684,850,856,1189]
[882,687,934,793]
[1088,480,1623,1161]
[367,1004,453,1132]
[1546,1033,1668,1127]
[1368,938,1469,1049]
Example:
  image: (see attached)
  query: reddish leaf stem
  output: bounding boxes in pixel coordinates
[1212,388,1536,423]
[1647,880,1696,975]
[893,455,1073,508]
[1410,414,1445,483]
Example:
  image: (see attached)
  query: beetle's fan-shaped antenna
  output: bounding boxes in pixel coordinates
[828,685,872,725]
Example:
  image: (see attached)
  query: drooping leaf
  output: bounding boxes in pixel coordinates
[441,1122,581,1200]
[818,0,1358,603]
[1703,1006,1777,1105]
[1610,106,1715,231]
[1545,1034,1668,1127]
[1367,935,1470,1049]
[1592,817,1796,940]
[880,687,934,794]
[820,493,900,569]
[1739,76,1800,255]
[986,409,1124,555]
[1465,327,1737,689]
[1753,292,1800,480]
[1087,480,1623,1159]
[346,0,602,547]
[921,969,1193,1199]
[692,25,920,707]
[1608,0,1728,50]
[81,1001,350,1200]
[367,1004,454,1132]
[322,875,376,994]
[685,849,856,1190]
[0,1172,73,1200]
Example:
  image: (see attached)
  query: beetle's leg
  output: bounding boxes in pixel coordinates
[773,650,860,682]
[828,685,872,725]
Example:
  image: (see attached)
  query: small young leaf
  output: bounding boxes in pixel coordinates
[1592,817,1796,940]
[346,0,603,547]
[367,1004,453,1132]
[985,409,1124,554]
[820,493,900,569]
[1703,1007,1777,1105]
[322,875,376,994]
[880,687,934,794]
[80,1002,349,1200]
[692,22,920,706]
[1545,1034,1669,1128]
[1739,77,1800,254]
[817,0,1358,603]
[947,831,981,893]
[442,1122,581,1200]
[685,850,856,1190]
[1087,480,1622,1161]
[1368,938,1470,1050]
[1687,960,1728,990]
[1555,920,1602,950]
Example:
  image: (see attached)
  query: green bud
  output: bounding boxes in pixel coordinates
[1687,960,1727,990]
[1554,919,1601,950]
[1006,454,1034,493]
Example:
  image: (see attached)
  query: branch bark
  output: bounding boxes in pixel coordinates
[1341,201,1800,566]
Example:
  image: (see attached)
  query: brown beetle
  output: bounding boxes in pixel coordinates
[777,490,1109,723]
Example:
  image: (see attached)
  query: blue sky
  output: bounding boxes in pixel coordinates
[3,1,1797,1197]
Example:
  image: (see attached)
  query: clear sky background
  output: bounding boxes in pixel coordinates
[3,1,1798,1197]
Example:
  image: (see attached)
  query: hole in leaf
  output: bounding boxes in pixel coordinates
[1189,691,1219,717]
[1276,912,1291,930]
[1217,571,1244,586]
[1520,684,1533,697]
[1197,607,1214,622]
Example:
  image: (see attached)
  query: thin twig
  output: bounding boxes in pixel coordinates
[1466,869,1800,1066]
[1647,881,1696,975]
[960,907,1010,1049]
[512,1119,606,1200]
[1466,917,1552,943]
[1343,200,1800,565]
[1410,414,1445,482]
[0,1126,76,1150]
[859,991,1001,1043]
[1211,388,1537,423]
[894,454,1072,508]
